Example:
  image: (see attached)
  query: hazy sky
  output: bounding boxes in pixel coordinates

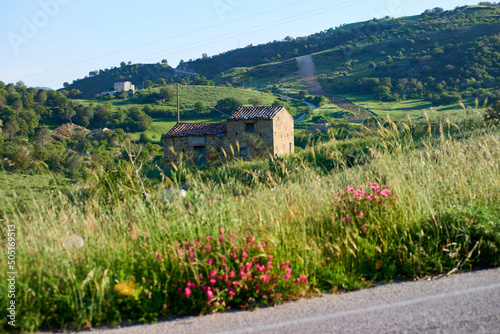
[1,0,472,89]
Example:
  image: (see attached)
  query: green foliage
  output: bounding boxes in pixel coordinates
[484,101,500,125]
[2,121,500,331]
[214,97,243,114]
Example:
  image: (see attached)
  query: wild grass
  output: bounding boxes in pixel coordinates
[1,118,499,332]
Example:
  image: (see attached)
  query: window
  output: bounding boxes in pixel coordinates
[245,123,255,133]
[239,146,249,157]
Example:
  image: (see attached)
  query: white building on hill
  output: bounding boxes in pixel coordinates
[114,81,135,92]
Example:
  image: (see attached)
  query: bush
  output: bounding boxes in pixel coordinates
[484,101,500,125]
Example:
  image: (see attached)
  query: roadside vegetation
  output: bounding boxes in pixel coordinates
[2,3,500,332]
[1,100,499,332]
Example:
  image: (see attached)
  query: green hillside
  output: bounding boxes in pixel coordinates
[63,4,500,113]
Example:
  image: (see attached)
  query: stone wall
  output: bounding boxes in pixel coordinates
[225,120,274,158]
[164,109,295,166]
[163,135,225,166]
[272,109,295,156]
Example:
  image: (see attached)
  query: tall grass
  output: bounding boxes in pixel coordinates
[1,120,500,332]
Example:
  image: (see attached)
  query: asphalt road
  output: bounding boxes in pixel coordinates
[85,268,500,334]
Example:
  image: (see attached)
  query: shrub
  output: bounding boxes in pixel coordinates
[484,101,500,125]
[170,230,309,314]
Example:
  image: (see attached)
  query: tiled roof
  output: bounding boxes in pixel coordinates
[228,106,285,120]
[165,122,227,138]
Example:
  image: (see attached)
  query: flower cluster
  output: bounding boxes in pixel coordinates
[174,228,309,313]
[332,182,397,233]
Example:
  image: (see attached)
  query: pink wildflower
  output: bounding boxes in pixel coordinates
[219,236,224,243]
[219,228,225,235]
[229,288,236,297]
[206,236,212,242]
[229,270,236,279]
[358,211,364,218]
[210,278,216,285]
[242,251,249,258]
[177,249,184,259]
[202,286,208,294]
[156,252,163,262]
[205,244,213,252]
[209,269,217,279]
[380,189,391,198]
[207,258,214,265]
[361,224,368,233]
[221,255,226,264]
[246,235,255,244]
[233,281,239,287]
[184,287,192,298]
[268,254,273,261]
[297,274,308,285]
[261,275,271,283]
[206,289,215,302]
[240,272,246,281]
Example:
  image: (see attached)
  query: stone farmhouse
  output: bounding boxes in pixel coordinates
[163,106,294,166]
[114,81,135,92]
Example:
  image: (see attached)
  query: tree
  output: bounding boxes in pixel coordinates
[194,102,208,114]
[483,101,500,125]
[156,78,166,86]
[144,80,154,89]
[120,61,127,68]
[158,87,175,102]
[161,59,168,66]
[36,90,47,104]
[68,89,83,99]
[4,117,20,138]
[248,97,263,106]
[214,97,243,114]
[32,125,52,146]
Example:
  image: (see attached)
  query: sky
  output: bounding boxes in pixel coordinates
[0,0,473,89]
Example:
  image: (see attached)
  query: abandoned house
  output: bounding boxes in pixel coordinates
[163,106,294,166]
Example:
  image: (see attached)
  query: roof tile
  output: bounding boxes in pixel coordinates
[165,122,227,138]
[228,106,285,121]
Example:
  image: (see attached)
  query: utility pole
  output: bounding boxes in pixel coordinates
[243,78,245,90]
[177,83,180,123]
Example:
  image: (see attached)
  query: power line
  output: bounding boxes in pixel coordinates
[36,0,370,87]
[17,0,312,81]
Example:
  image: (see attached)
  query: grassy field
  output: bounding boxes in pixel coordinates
[1,113,500,331]
[341,94,488,122]
[0,172,71,214]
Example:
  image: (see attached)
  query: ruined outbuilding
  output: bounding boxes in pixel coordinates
[163,106,294,166]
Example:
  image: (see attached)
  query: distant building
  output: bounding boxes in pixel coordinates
[114,81,135,92]
[163,106,294,166]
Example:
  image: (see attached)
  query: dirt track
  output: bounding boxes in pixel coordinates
[295,55,376,122]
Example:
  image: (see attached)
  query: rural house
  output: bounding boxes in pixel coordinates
[114,81,135,92]
[163,106,294,166]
